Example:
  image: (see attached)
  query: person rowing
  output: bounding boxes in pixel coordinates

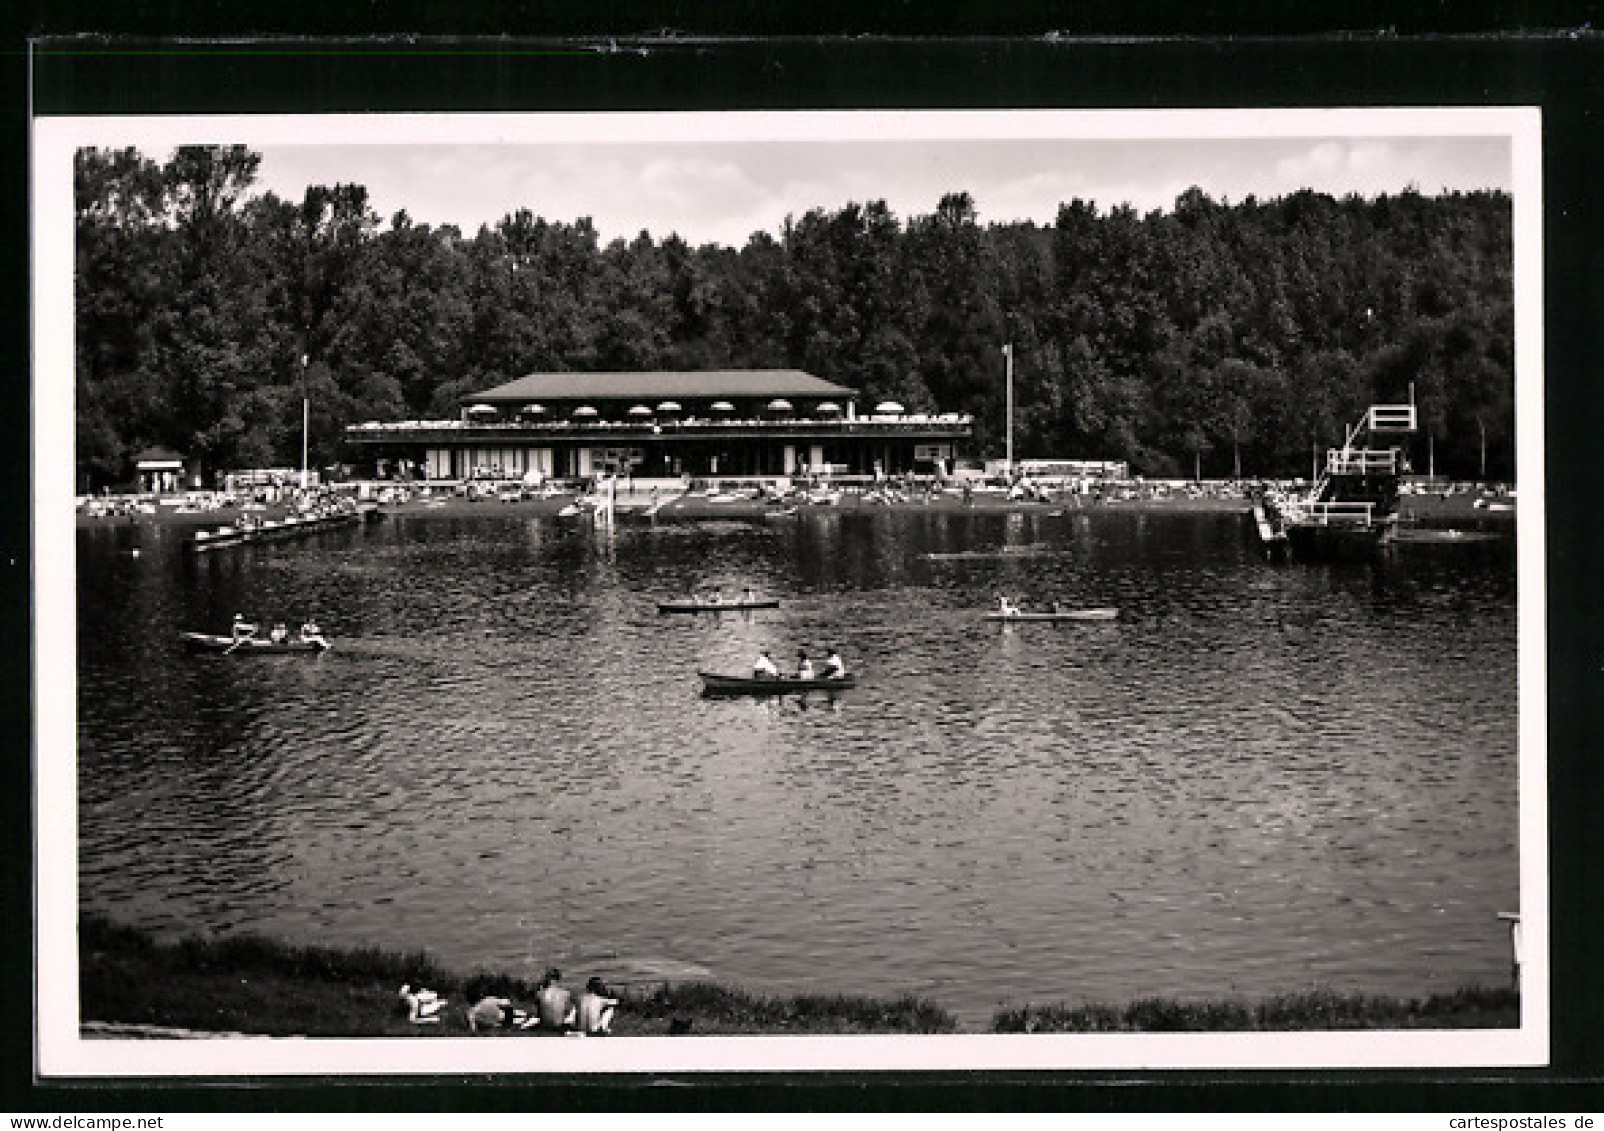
[299,619,329,650]
[230,613,258,642]
[752,649,779,679]
[997,595,1022,618]
[795,650,815,680]
[269,621,290,645]
[822,648,848,680]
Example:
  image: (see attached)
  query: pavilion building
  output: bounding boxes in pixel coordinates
[344,369,973,481]
[131,446,192,494]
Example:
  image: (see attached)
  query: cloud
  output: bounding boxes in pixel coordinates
[1263,141,1392,190]
[251,134,1511,248]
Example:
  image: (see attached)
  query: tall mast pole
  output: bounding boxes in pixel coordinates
[1002,342,1014,477]
[300,354,310,491]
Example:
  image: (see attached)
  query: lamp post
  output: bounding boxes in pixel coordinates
[299,353,309,492]
[1001,342,1014,477]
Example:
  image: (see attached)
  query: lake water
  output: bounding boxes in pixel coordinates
[74,507,1520,1029]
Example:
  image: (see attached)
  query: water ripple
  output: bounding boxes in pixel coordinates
[76,509,1520,1027]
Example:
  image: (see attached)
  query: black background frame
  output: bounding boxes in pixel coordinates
[10,4,1604,1114]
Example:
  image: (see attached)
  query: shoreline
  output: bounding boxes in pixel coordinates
[78,916,1519,1038]
[75,484,1514,530]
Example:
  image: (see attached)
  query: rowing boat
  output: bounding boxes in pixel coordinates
[1387,528,1500,544]
[925,545,1054,561]
[181,631,330,654]
[659,599,780,613]
[190,507,370,551]
[983,608,1119,622]
[699,672,856,694]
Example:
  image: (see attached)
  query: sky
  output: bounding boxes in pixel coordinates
[243,116,1515,248]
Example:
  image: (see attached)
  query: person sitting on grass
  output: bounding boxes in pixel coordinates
[398,983,446,1024]
[753,649,779,679]
[535,968,576,1033]
[466,995,514,1032]
[572,977,619,1036]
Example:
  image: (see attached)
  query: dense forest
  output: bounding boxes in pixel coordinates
[73,144,1515,491]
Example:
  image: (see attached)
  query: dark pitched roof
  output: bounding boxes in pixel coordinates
[466,370,855,404]
[132,446,186,464]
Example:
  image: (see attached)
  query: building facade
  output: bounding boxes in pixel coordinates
[131,447,191,493]
[344,370,974,481]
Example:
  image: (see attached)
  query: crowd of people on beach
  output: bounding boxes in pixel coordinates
[401,968,620,1036]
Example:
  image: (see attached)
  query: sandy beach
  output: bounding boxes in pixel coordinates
[76,481,1514,530]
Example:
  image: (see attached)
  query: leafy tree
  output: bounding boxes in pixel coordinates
[73,145,1516,485]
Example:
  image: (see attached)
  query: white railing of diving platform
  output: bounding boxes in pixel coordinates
[1365,404,1418,433]
[1326,448,1399,475]
[1281,500,1377,527]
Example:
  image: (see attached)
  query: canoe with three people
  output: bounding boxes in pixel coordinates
[699,647,854,695]
[985,596,1120,622]
[182,613,331,654]
[659,586,779,614]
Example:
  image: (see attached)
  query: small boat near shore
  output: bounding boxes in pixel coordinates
[191,506,374,551]
[925,544,1054,561]
[699,671,856,695]
[1387,528,1501,544]
[984,607,1119,623]
[180,631,330,654]
[659,598,780,613]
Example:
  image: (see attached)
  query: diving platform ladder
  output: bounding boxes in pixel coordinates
[1310,402,1417,504]
[1273,402,1419,532]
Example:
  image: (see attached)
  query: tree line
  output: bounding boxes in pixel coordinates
[74,144,1515,490]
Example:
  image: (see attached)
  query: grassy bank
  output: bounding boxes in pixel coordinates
[80,917,1517,1037]
[79,916,956,1037]
[994,986,1518,1033]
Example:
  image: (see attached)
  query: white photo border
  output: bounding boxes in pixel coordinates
[32,106,1547,1077]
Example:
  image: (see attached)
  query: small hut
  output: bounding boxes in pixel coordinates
[132,447,190,495]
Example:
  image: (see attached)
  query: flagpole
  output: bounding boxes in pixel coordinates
[1002,342,1014,477]
[300,354,310,491]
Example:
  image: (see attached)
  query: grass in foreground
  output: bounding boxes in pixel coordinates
[79,916,956,1037]
[81,916,1517,1037]
[992,986,1519,1032]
